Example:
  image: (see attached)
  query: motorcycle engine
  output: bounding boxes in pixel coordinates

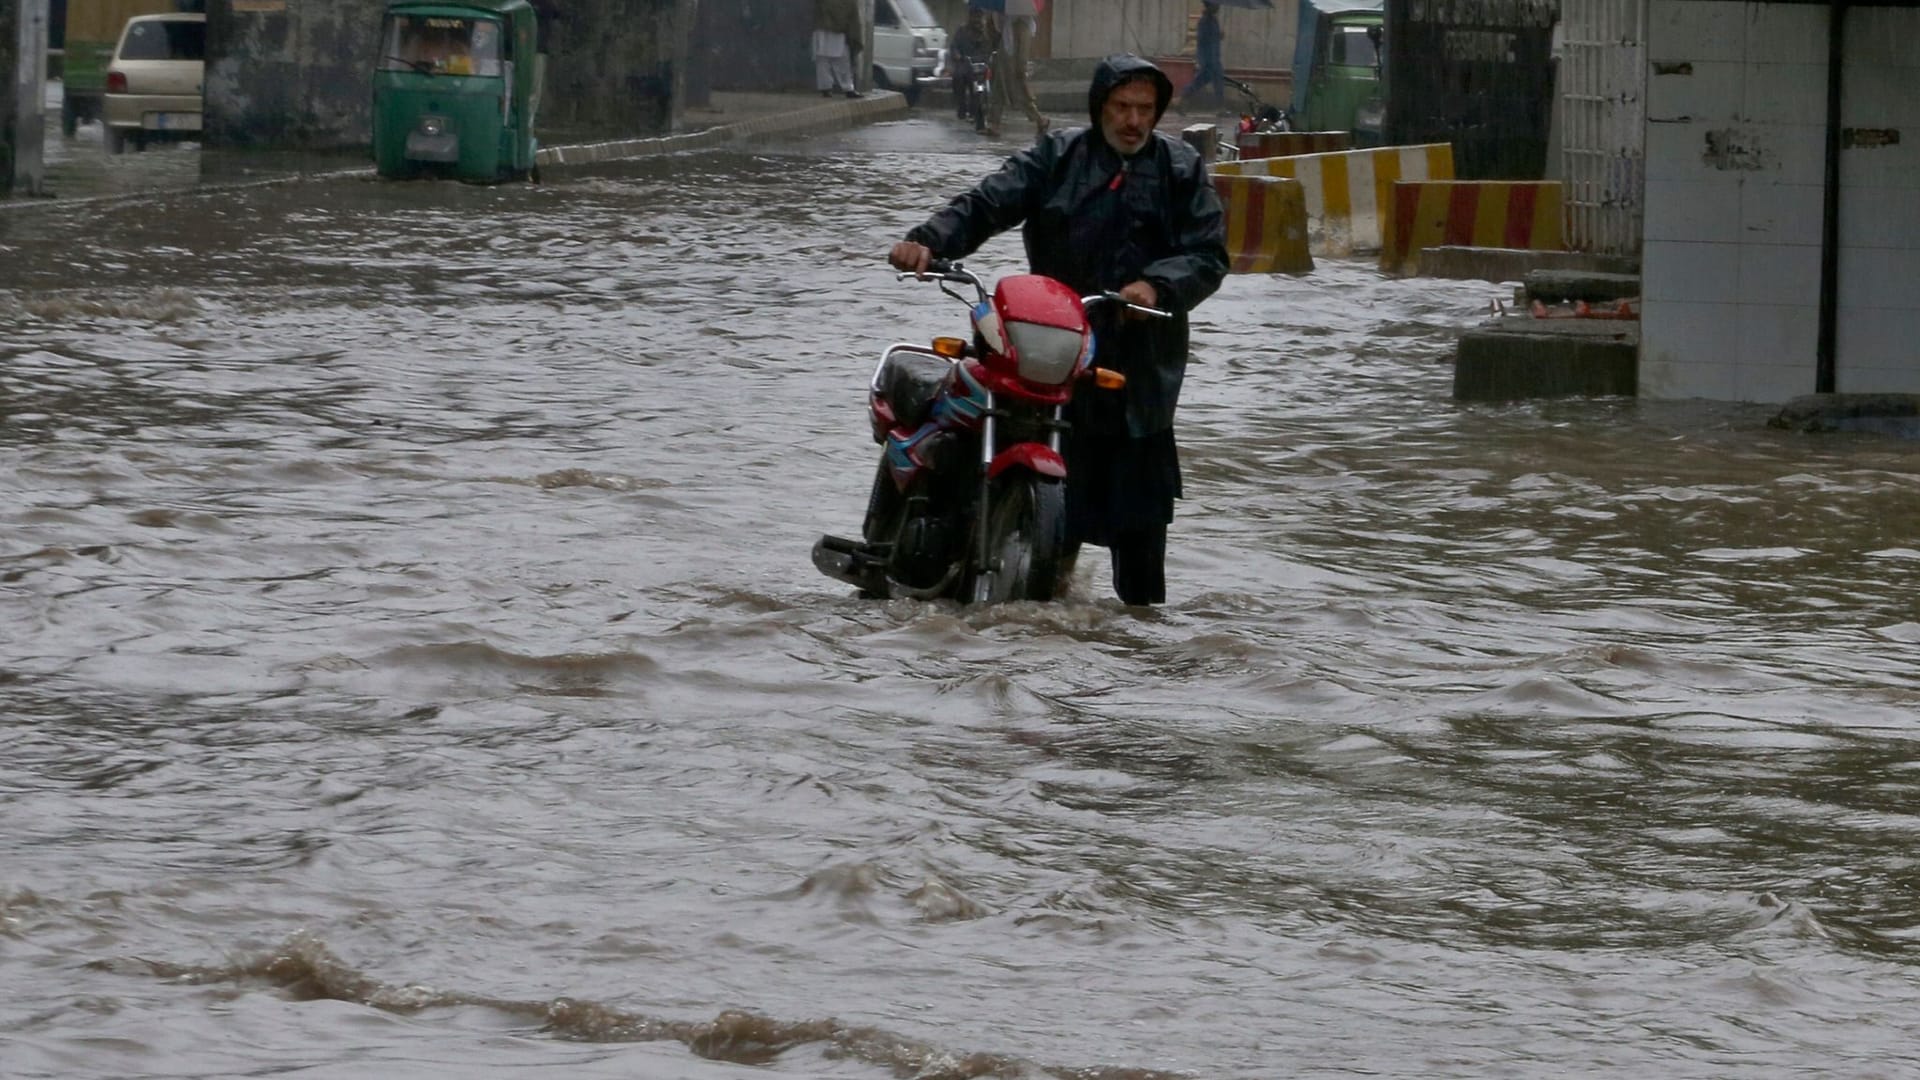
[890,510,960,590]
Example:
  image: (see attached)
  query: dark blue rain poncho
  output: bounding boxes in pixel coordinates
[902,54,1229,541]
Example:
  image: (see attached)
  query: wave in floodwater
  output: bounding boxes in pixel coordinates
[84,932,1180,1080]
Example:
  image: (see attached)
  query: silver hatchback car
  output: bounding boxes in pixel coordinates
[103,12,206,154]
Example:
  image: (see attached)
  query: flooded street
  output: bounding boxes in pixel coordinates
[5,115,1920,1079]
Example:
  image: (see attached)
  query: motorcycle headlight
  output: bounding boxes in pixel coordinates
[1005,321,1086,386]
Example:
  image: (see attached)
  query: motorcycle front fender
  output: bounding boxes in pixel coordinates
[986,443,1066,481]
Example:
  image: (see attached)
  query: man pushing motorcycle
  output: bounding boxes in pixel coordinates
[888,55,1229,606]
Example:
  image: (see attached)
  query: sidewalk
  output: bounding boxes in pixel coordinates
[536,89,909,170]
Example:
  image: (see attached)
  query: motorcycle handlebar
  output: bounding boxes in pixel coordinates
[1082,291,1172,320]
[894,257,977,285]
[892,261,1168,319]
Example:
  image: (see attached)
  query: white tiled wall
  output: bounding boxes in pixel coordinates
[1834,8,1920,395]
[1638,1,1920,402]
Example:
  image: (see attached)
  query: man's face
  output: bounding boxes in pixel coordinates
[1101,78,1159,157]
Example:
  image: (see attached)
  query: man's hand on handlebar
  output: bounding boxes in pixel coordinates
[1119,280,1160,320]
[889,241,933,276]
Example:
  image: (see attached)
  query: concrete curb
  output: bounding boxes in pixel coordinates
[0,92,909,214]
[537,91,910,169]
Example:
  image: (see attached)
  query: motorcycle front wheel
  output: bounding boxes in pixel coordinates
[967,474,1066,604]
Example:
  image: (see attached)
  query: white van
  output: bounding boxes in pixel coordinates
[870,0,947,104]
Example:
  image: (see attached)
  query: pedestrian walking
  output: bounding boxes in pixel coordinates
[988,9,1048,138]
[1180,2,1227,113]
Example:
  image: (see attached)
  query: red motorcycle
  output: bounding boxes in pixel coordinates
[813,260,1168,604]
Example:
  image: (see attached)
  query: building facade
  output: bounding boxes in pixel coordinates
[1639,0,1920,401]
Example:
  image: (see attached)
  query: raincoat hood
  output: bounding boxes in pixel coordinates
[1087,54,1174,129]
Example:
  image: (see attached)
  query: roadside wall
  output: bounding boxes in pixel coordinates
[1,0,15,197]
[203,0,696,150]
[1638,1,1920,402]
[203,0,383,149]
[1044,0,1297,70]
[692,0,811,93]
[692,0,876,95]
[542,0,695,134]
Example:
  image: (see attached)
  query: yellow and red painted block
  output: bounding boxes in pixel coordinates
[1212,174,1314,275]
[1380,181,1567,276]
[1215,143,1455,256]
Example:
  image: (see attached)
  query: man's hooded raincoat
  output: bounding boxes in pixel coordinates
[904,54,1228,538]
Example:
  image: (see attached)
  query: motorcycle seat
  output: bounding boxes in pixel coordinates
[880,352,953,431]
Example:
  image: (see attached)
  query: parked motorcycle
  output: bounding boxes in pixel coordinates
[1226,76,1290,135]
[812,260,1168,604]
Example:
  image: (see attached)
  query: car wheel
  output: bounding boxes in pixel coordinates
[104,127,125,154]
[871,65,892,92]
[60,98,78,137]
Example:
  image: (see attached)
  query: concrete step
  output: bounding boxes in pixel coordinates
[1420,246,1639,285]
[1454,317,1639,402]
[1523,269,1642,305]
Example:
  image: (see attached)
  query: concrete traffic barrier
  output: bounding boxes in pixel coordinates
[1214,143,1454,257]
[1234,130,1352,159]
[1381,181,1566,277]
[1212,174,1314,275]
[1181,123,1226,164]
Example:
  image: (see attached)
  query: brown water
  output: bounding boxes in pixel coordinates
[4,117,1920,1080]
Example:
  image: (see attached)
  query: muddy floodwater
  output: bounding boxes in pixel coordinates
[4,117,1920,1079]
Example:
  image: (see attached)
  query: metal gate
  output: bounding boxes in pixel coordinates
[1559,0,1646,255]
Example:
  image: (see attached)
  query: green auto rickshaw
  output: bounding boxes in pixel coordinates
[373,0,542,182]
[1289,0,1385,146]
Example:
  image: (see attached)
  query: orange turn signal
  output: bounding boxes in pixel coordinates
[1093,367,1127,390]
[931,336,967,358]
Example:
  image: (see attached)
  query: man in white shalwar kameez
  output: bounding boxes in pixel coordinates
[813,0,862,98]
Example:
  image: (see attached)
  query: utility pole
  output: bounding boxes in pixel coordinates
[5,0,50,197]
